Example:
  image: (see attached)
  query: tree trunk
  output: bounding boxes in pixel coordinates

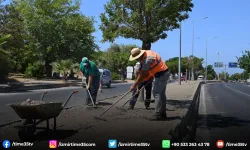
[45,60,52,77]
[138,41,152,102]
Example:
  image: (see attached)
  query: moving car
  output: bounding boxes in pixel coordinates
[99,69,112,88]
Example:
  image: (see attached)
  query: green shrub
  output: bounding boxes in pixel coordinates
[24,61,44,79]
[112,72,120,80]
[0,55,10,82]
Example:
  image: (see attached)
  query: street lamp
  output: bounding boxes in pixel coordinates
[178,22,182,85]
[205,36,217,83]
[191,17,208,81]
[216,51,223,80]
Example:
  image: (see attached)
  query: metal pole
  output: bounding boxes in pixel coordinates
[224,65,227,80]
[191,21,194,81]
[217,52,220,80]
[186,69,188,83]
[205,39,208,83]
[178,22,182,85]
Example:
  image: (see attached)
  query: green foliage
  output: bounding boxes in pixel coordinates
[237,50,250,73]
[0,34,11,82]
[111,72,120,80]
[24,61,44,79]
[165,56,204,77]
[52,59,79,77]
[219,72,229,80]
[206,65,217,80]
[13,0,97,76]
[229,73,241,81]
[100,0,193,49]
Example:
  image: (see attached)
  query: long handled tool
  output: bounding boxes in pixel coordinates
[119,79,154,111]
[94,90,131,121]
[87,89,97,108]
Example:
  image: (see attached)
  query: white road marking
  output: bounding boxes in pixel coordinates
[224,84,250,97]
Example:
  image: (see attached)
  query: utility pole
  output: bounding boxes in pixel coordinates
[205,40,208,83]
[191,21,194,81]
[178,22,182,85]
[224,64,227,80]
[186,69,188,83]
[217,52,222,80]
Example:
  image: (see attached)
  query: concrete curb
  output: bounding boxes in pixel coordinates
[169,81,222,149]
[0,93,125,127]
[0,84,70,93]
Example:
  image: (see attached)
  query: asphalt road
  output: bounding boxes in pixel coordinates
[0,83,132,125]
[194,82,250,150]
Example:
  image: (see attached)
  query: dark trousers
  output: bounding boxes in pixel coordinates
[85,77,100,104]
[130,79,152,107]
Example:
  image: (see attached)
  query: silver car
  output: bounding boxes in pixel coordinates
[99,69,112,88]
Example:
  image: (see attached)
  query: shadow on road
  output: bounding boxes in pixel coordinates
[97,102,113,106]
[167,99,192,109]
[197,114,250,129]
[101,86,116,89]
[31,129,78,142]
[148,116,182,121]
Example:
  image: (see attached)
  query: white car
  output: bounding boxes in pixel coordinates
[247,78,250,84]
[99,69,112,88]
[197,75,204,80]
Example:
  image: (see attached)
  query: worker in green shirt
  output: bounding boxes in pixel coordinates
[79,57,100,106]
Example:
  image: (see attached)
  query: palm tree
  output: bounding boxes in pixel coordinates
[52,59,79,80]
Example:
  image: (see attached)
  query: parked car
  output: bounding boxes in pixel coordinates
[99,69,112,88]
[197,75,204,80]
[247,78,250,84]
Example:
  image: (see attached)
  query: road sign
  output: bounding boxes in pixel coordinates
[214,62,224,68]
[228,62,238,68]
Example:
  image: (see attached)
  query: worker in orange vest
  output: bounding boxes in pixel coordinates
[129,48,170,120]
[129,62,153,109]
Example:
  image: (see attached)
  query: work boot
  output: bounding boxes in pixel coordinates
[144,99,150,109]
[128,105,134,110]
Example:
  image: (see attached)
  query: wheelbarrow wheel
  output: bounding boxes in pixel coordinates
[18,119,36,141]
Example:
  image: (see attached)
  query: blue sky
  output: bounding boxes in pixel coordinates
[79,0,250,75]
[3,0,250,75]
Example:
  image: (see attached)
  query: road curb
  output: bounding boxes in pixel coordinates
[0,84,70,93]
[169,81,203,145]
[0,93,125,127]
[169,81,222,148]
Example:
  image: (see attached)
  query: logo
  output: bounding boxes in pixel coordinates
[2,140,11,149]
[216,140,224,148]
[49,140,58,148]
[108,139,117,148]
[162,140,170,148]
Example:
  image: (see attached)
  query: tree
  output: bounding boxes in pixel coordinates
[219,72,229,80]
[237,50,250,73]
[14,0,97,77]
[97,44,138,81]
[206,65,217,80]
[0,34,11,82]
[165,56,204,79]
[229,73,241,81]
[0,3,28,72]
[52,59,79,79]
[100,0,193,49]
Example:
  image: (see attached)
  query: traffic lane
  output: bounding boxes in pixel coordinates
[0,83,132,125]
[225,82,250,96]
[196,83,250,148]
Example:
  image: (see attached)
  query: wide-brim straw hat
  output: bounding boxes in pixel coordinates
[129,48,146,61]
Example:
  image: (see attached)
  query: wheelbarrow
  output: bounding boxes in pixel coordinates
[8,90,78,141]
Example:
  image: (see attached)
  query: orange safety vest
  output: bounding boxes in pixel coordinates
[137,69,153,82]
[141,50,168,77]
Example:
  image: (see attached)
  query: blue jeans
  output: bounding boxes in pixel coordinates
[129,80,153,107]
